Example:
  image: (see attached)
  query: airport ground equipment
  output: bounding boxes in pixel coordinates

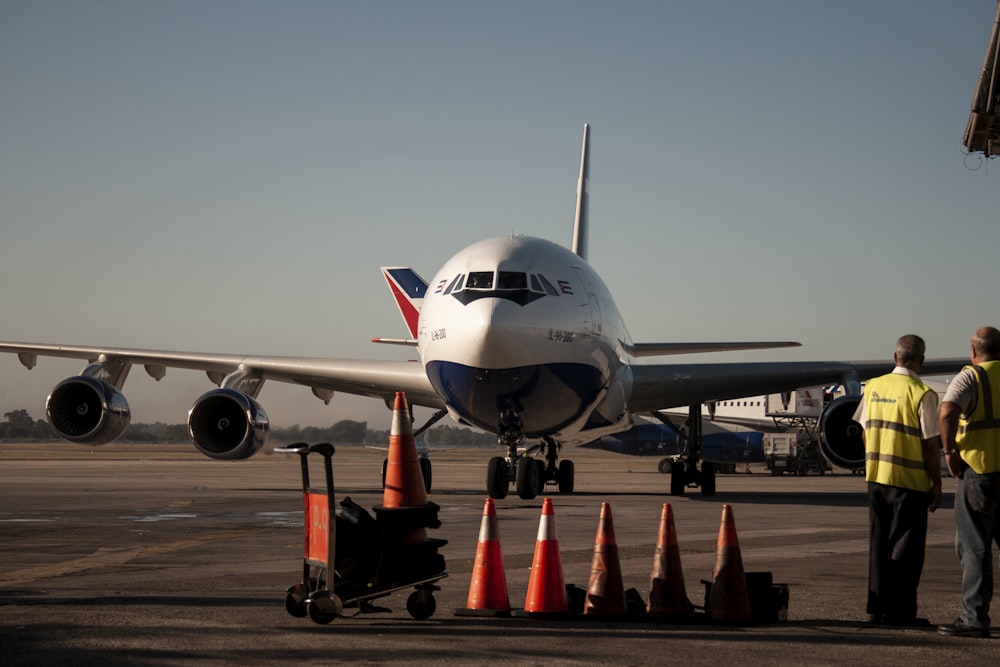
[278,442,447,624]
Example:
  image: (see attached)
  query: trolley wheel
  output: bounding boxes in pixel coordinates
[284,583,309,618]
[308,590,343,625]
[406,589,437,620]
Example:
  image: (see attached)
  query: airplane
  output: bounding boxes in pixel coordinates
[0,124,969,500]
[581,420,765,482]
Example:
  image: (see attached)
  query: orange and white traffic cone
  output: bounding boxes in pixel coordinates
[583,502,627,617]
[456,498,511,617]
[382,391,428,510]
[647,503,691,618]
[521,498,568,615]
[375,391,435,547]
[706,504,753,623]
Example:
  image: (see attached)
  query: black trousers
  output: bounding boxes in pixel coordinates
[867,482,929,620]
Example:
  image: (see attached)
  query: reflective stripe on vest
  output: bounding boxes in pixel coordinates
[957,361,1000,474]
[864,373,932,491]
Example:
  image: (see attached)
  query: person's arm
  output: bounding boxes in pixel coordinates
[921,435,942,511]
[939,401,964,478]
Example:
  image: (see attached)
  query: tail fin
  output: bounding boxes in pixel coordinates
[571,123,590,259]
[381,267,428,340]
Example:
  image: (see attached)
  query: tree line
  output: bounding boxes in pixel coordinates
[0,409,497,447]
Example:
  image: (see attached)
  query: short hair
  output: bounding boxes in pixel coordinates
[895,334,925,365]
[972,327,1000,358]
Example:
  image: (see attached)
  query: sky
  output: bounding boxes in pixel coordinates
[1,1,998,432]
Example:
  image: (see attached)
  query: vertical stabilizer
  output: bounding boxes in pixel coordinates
[571,123,590,259]
[381,267,428,340]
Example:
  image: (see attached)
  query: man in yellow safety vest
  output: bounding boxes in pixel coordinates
[853,334,942,627]
[938,326,1000,639]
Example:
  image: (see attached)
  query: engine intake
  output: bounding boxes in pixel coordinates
[818,395,864,471]
[188,388,269,460]
[46,376,131,444]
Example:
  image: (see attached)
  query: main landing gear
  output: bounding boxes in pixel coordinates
[486,410,575,500]
[652,405,716,497]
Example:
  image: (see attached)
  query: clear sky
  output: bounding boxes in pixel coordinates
[1,1,997,431]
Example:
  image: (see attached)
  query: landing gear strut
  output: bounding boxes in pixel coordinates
[655,404,715,497]
[485,409,575,500]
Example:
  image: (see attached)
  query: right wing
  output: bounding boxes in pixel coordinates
[0,340,440,461]
[627,357,967,412]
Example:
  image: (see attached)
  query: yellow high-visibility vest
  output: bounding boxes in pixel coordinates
[864,373,933,491]
[957,361,1000,474]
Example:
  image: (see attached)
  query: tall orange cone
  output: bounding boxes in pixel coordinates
[382,391,428,509]
[706,504,753,622]
[522,498,568,615]
[583,502,627,616]
[647,503,691,618]
[456,498,511,617]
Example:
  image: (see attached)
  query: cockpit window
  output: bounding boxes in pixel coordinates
[443,273,464,295]
[535,274,560,296]
[466,271,494,289]
[497,271,527,290]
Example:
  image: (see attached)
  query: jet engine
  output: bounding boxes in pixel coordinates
[818,395,864,471]
[46,376,131,444]
[188,388,269,460]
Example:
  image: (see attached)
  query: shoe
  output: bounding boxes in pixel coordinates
[938,618,990,638]
[884,615,931,628]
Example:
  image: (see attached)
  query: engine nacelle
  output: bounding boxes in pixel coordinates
[46,376,131,444]
[188,388,269,460]
[818,395,864,470]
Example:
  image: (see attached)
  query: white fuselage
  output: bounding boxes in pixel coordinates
[416,235,634,444]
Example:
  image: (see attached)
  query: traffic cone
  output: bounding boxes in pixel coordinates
[382,391,428,509]
[455,498,511,617]
[583,502,627,617]
[647,503,691,618]
[521,498,568,615]
[706,504,753,622]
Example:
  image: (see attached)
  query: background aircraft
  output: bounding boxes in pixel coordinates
[0,126,969,500]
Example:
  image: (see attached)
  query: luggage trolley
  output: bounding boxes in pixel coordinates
[278,442,447,624]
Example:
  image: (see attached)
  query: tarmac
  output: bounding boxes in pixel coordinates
[2,443,1000,666]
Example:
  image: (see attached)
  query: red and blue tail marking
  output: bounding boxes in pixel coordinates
[381,267,428,340]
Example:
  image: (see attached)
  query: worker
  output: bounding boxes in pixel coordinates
[853,334,942,627]
[937,326,1000,639]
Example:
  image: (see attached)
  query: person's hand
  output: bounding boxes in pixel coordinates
[929,482,942,513]
[945,451,963,478]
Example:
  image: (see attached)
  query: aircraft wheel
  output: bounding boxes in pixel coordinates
[406,589,437,620]
[284,583,309,618]
[557,459,574,493]
[419,457,432,492]
[535,458,547,493]
[657,458,672,474]
[670,464,685,496]
[701,462,716,496]
[516,457,539,499]
[487,457,509,499]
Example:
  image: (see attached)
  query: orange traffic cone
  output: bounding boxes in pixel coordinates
[647,503,691,618]
[521,498,568,615]
[706,504,753,623]
[382,391,428,509]
[456,498,511,617]
[583,502,627,617]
